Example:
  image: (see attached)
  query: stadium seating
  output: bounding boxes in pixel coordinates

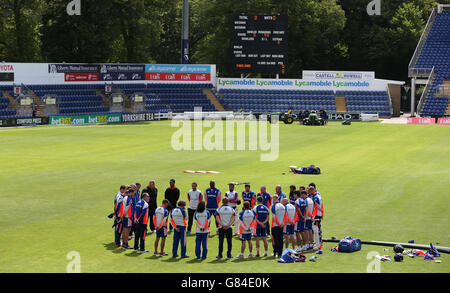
[3,82,395,117]
[219,89,337,113]
[0,86,17,118]
[28,84,108,116]
[415,10,450,117]
[120,83,216,113]
[0,96,17,119]
[0,96,26,119]
[337,90,391,116]
[217,88,392,115]
[27,83,216,116]
[421,96,448,116]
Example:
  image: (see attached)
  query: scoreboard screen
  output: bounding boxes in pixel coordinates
[0,73,14,82]
[233,14,288,75]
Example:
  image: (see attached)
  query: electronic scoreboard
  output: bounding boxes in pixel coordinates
[233,14,288,75]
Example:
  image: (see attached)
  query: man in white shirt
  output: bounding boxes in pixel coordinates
[236,202,256,258]
[225,182,240,236]
[170,201,188,258]
[302,189,315,251]
[113,185,126,247]
[187,182,203,234]
[215,198,235,259]
[283,198,297,249]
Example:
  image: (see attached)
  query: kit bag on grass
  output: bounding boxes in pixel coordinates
[338,236,362,252]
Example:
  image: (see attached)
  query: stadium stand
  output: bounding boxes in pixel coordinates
[410,6,450,117]
[218,88,391,116]
[0,85,22,119]
[3,81,395,117]
[29,84,108,116]
[145,83,216,113]
[337,90,391,116]
[219,89,337,113]
[27,83,216,116]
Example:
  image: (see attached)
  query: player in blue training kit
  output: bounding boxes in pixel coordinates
[205,180,221,233]
[133,192,149,253]
[194,201,210,260]
[242,184,257,208]
[294,190,305,252]
[309,183,324,250]
[120,188,134,249]
[257,186,272,236]
[170,201,188,258]
[288,185,296,205]
[253,196,269,257]
[130,184,140,239]
[274,185,287,201]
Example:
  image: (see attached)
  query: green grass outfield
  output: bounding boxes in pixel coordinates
[0,121,449,273]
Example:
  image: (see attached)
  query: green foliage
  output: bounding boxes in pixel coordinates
[192,0,346,77]
[339,0,438,81]
[0,0,443,80]
[0,0,44,61]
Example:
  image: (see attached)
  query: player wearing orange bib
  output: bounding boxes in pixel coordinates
[153,199,169,256]
[194,201,210,260]
[236,202,256,258]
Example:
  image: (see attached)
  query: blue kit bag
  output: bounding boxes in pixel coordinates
[338,236,362,252]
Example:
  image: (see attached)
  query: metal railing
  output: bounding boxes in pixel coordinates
[20,83,34,95]
[438,3,450,13]
[417,66,436,116]
[409,68,434,77]
[409,5,450,77]
[408,7,437,77]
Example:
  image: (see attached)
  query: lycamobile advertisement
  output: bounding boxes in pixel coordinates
[145,64,212,81]
[49,114,122,126]
[217,78,386,91]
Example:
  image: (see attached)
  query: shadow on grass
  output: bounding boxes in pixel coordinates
[103,243,129,254]
[111,248,126,254]
[161,257,181,263]
[103,242,117,251]
[208,258,232,264]
[186,258,205,264]
[146,255,162,260]
[124,251,141,257]
[231,256,275,262]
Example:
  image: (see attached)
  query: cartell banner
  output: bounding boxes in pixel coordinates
[49,113,122,126]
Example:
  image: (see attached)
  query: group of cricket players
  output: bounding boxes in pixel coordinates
[112,180,323,260]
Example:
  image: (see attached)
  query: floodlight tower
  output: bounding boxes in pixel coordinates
[181,0,189,64]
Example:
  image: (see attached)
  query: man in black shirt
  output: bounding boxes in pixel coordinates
[319,108,327,122]
[298,108,303,120]
[288,185,296,205]
[142,180,158,233]
[303,108,310,120]
[165,179,180,232]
